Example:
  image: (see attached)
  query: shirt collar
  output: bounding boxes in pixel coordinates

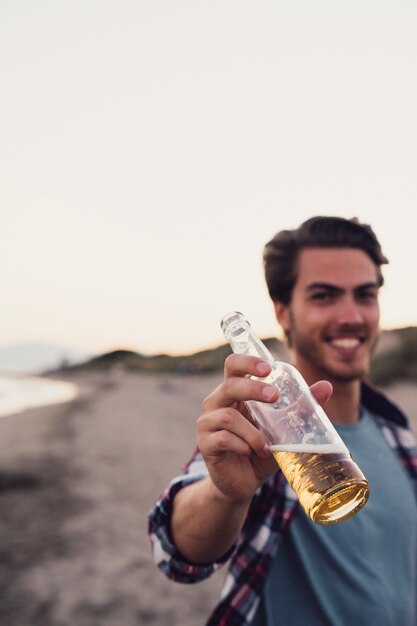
[360,380,408,428]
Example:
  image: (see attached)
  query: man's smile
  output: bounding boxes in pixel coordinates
[329,337,362,349]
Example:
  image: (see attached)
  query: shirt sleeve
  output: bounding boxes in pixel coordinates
[147,448,235,583]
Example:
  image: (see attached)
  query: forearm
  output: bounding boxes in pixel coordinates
[171,476,252,564]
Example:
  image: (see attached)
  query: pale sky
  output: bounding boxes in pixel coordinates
[1,1,416,356]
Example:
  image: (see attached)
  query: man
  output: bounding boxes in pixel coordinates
[148,216,417,625]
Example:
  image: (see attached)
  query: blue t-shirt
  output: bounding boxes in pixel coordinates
[253,408,417,626]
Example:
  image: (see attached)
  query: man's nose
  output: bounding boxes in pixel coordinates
[336,298,364,325]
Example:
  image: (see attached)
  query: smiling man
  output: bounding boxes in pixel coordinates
[272,245,381,424]
[148,216,417,626]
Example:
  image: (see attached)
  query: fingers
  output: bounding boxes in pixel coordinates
[223,354,271,380]
[203,355,278,411]
[204,377,278,411]
[197,407,270,459]
[204,353,332,414]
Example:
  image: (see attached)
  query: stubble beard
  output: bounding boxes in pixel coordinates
[287,317,378,384]
[294,336,368,383]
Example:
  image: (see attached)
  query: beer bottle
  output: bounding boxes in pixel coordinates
[221,311,370,525]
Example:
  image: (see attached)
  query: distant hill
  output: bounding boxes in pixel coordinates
[59,328,417,387]
[0,343,90,375]
[58,337,291,376]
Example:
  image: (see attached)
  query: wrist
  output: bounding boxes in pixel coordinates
[205,477,253,511]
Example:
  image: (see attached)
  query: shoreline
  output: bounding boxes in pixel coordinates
[0,372,79,418]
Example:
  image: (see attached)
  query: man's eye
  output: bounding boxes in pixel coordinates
[357,291,377,302]
[311,292,332,301]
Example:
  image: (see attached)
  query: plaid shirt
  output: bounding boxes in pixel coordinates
[148,382,417,625]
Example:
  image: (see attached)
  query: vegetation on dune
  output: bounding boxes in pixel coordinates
[79,345,234,375]
[61,328,417,386]
[61,338,288,376]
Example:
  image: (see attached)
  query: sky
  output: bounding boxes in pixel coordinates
[1,1,417,356]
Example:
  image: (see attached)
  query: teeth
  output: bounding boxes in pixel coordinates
[331,338,360,348]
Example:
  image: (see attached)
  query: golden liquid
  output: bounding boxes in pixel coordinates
[272,450,370,524]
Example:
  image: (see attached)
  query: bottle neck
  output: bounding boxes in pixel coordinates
[222,316,275,363]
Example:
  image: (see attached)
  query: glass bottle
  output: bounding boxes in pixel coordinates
[221,311,370,525]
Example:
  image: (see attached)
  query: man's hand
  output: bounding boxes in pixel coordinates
[197,354,333,505]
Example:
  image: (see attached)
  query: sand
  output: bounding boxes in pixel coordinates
[0,369,416,626]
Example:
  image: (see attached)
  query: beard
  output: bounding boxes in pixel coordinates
[287,313,379,383]
[293,335,367,382]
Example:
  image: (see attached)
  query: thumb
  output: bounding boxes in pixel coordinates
[310,380,333,406]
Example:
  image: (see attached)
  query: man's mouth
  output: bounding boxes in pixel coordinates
[329,337,362,349]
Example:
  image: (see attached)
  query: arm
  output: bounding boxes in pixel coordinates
[171,476,252,564]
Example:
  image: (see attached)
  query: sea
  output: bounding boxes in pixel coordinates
[0,373,78,418]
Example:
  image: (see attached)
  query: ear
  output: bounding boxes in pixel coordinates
[273,301,291,335]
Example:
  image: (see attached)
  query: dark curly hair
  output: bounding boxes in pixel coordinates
[263,216,388,305]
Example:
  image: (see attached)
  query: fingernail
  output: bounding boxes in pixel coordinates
[262,385,276,400]
[256,361,270,376]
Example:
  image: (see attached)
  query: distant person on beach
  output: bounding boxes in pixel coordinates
[148,216,417,626]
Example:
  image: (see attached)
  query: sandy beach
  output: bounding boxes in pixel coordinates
[0,369,416,626]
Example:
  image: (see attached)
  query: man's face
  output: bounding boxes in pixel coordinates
[276,247,381,384]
